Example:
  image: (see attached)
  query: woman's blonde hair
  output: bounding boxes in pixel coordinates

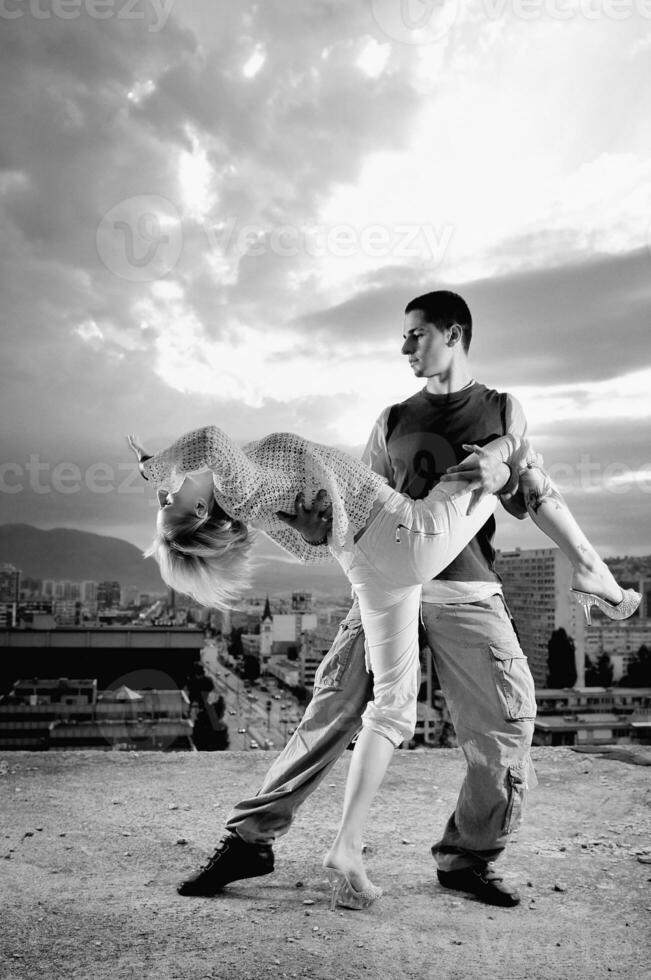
[144,504,254,610]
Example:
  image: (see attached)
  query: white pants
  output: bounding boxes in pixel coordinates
[332,481,499,747]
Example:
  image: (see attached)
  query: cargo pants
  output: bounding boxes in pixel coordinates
[225,593,537,871]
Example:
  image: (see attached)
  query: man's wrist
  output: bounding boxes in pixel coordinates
[498,462,520,499]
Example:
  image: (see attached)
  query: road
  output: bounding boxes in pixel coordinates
[204,661,303,751]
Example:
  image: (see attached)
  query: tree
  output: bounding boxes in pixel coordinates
[621,645,651,687]
[596,652,613,687]
[185,663,214,708]
[546,628,577,688]
[191,705,230,750]
[292,684,309,705]
[584,652,614,687]
[243,653,260,683]
[228,628,244,660]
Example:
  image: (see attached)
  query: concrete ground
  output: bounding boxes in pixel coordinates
[1,746,650,980]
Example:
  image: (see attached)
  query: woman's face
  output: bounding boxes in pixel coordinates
[156,472,213,532]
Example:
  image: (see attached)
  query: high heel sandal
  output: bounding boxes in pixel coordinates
[570,588,641,626]
[324,867,383,911]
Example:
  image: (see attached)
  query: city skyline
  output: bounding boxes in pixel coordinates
[1,2,650,559]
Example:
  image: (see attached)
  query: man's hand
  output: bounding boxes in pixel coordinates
[127,434,153,480]
[276,489,333,545]
[439,443,510,514]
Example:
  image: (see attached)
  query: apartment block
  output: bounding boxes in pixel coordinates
[496,547,586,686]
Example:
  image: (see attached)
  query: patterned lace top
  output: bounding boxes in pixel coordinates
[142,426,388,564]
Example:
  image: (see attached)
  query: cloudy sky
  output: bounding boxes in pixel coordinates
[1,0,650,563]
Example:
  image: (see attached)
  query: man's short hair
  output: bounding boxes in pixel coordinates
[404,290,472,352]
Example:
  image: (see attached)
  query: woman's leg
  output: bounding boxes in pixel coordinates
[518,463,622,602]
[323,580,422,892]
[323,727,395,891]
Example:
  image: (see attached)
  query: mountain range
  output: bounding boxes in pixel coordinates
[0,524,349,598]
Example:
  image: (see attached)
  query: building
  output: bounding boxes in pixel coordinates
[299,621,339,688]
[533,713,632,746]
[80,580,98,603]
[19,576,42,598]
[17,600,54,627]
[97,581,122,610]
[54,580,81,601]
[260,596,273,667]
[533,686,651,746]
[10,677,97,705]
[291,592,313,613]
[53,600,82,626]
[497,547,586,686]
[586,623,651,657]
[266,657,300,688]
[121,585,142,607]
[0,626,205,694]
[0,603,17,629]
[0,677,193,750]
[0,564,21,603]
[241,633,261,658]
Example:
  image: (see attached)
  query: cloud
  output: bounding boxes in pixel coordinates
[1,1,650,559]
[294,248,651,387]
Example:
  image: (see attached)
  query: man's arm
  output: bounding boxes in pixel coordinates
[438,394,532,517]
[360,406,394,482]
[499,394,529,520]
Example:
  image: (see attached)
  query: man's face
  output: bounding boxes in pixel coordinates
[401,310,451,378]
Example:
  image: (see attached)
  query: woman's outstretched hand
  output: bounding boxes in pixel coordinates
[276,489,333,545]
[439,444,511,514]
[126,434,153,481]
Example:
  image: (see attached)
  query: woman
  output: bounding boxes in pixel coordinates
[127,425,639,910]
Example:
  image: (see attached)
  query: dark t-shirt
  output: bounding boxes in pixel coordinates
[383,383,509,583]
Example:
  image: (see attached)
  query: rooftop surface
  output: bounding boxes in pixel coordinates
[1,746,650,980]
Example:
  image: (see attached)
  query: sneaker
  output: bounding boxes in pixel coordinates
[177,833,275,896]
[436,866,521,908]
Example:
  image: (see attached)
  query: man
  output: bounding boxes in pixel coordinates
[177,290,537,908]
